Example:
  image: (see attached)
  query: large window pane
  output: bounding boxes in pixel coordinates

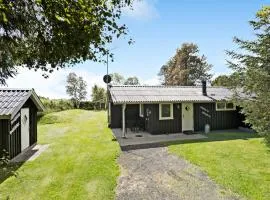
[226,103,234,109]
[216,102,226,110]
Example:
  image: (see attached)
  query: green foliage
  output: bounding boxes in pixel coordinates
[66,72,87,108]
[226,6,270,143]
[92,84,106,102]
[0,50,17,85]
[124,76,140,85]
[0,110,120,199]
[40,97,74,113]
[80,101,106,110]
[0,0,133,84]
[211,73,240,87]
[169,131,269,200]
[109,73,125,85]
[109,72,140,85]
[212,75,231,87]
[159,43,213,86]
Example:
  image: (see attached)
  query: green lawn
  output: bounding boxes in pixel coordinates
[169,131,270,200]
[0,110,120,200]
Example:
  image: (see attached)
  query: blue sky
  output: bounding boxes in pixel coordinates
[6,0,269,98]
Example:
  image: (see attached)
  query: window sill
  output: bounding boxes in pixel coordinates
[216,109,236,111]
[159,117,174,120]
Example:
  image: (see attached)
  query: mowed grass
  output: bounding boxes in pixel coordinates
[0,110,120,200]
[169,132,270,200]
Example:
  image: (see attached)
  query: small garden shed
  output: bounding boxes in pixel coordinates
[0,88,44,159]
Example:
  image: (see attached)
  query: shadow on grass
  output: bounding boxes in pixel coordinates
[0,147,40,184]
[0,162,24,184]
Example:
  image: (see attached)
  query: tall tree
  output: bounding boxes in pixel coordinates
[124,76,140,85]
[110,73,125,85]
[78,77,87,104]
[159,43,212,86]
[91,84,106,109]
[0,51,17,85]
[227,6,270,143]
[211,73,240,87]
[0,0,133,85]
[66,72,87,108]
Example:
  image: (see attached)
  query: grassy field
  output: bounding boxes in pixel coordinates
[0,110,120,200]
[169,132,270,200]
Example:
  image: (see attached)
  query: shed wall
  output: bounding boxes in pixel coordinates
[110,104,122,128]
[110,104,141,128]
[0,119,9,157]
[193,103,241,131]
[1,98,39,159]
[9,114,21,158]
[23,99,38,145]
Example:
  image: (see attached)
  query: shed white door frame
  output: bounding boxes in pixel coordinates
[21,108,30,151]
[182,103,194,131]
[122,104,126,138]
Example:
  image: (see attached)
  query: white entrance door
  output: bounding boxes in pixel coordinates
[21,108,30,151]
[182,103,194,131]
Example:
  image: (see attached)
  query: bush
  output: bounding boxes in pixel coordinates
[40,97,74,113]
[39,97,106,113]
[80,101,106,110]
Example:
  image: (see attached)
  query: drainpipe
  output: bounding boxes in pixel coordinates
[122,104,126,138]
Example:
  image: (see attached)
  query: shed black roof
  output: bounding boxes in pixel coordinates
[0,88,45,119]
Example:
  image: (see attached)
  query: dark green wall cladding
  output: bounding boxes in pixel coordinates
[144,104,182,134]
[110,102,243,134]
[110,104,122,128]
[110,104,140,128]
[0,119,9,157]
[193,103,241,131]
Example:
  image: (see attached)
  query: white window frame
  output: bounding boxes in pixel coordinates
[159,103,174,120]
[139,104,144,117]
[216,102,236,111]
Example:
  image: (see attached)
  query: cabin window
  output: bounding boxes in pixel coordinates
[159,103,174,120]
[139,104,144,117]
[226,103,234,109]
[216,102,235,111]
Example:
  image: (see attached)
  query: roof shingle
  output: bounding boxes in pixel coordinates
[109,85,233,104]
[0,88,44,118]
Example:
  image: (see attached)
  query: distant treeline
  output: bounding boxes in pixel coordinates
[40,97,106,113]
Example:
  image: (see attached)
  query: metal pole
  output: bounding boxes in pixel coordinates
[106,51,109,125]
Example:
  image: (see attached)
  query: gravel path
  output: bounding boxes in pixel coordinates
[116,147,243,200]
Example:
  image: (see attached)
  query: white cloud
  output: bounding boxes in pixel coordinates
[2,68,161,100]
[123,0,158,20]
[141,75,160,85]
[3,68,106,99]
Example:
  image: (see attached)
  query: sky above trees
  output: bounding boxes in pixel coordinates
[4,0,269,98]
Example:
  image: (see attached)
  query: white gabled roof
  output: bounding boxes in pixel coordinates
[109,85,234,104]
[0,88,45,119]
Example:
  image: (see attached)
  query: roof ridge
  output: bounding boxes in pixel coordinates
[0,88,32,91]
[110,85,227,89]
[111,85,200,88]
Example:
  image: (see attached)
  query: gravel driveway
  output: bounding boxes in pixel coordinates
[116,147,243,200]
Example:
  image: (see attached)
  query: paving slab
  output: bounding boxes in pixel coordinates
[112,128,207,149]
[10,144,49,163]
